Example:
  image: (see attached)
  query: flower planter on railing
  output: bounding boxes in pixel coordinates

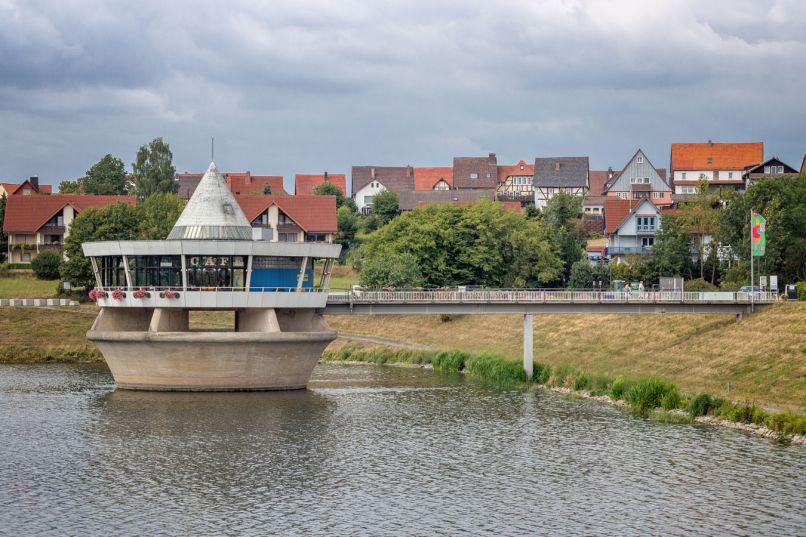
[132,289,151,299]
[111,289,126,300]
[88,289,107,300]
[159,290,181,299]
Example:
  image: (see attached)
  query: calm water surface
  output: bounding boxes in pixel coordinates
[0,363,803,536]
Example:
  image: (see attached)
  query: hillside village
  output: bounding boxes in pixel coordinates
[2,140,805,292]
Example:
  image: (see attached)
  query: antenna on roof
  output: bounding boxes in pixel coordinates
[211,137,215,161]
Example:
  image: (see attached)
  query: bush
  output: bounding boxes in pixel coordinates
[609,377,632,400]
[551,363,576,387]
[588,374,614,396]
[0,262,8,277]
[532,362,552,385]
[660,388,682,410]
[796,282,806,301]
[465,353,528,384]
[31,250,62,280]
[684,278,718,292]
[688,393,714,417]
[625,377,679,413]
[432,350,468,372]
[573,372,590,391]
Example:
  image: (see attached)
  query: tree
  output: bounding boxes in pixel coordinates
[138,193,186,239]
[132,137,177,200]
[313,182,346,207]
[651,215,692,278]
[543,192,586,283]
[60,204,139,287]
[58,179,83,194]
[359,200,562,288]
[371,189,399,226]
[262,184,272,195]
[568,260,610,288]
[677,180,719,280]
[31,250,62,280]
[0,194,7,262]
[83,154,130,195]
[335,205,360,250]
[359,252,425,288]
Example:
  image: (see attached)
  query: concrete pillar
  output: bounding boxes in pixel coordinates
[235,308,281,332]
[149,308,189,332]
[92,307,153,332]
[523,313,534,379]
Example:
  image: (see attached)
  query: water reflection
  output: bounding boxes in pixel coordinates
[0,363,803,536]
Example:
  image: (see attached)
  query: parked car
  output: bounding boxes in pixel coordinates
[738,285,765,299]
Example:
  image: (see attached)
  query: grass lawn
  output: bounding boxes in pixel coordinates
[0,304,101,362]
[0,275,59,298]
[326,302,806,412]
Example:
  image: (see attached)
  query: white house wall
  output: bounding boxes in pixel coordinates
[609,150,669,192]
[354,182,386,211]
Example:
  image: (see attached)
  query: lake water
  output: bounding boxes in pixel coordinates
[0,363,803,536]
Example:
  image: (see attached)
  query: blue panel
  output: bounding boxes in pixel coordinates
[250,268,313,290]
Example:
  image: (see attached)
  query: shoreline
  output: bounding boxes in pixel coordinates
[323,348,806,446]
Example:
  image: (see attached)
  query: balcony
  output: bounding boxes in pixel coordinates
[607,246,653,255]
[496,191,534,203]
[636,225,656,233]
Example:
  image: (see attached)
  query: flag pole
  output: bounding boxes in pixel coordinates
[750,209,754,313]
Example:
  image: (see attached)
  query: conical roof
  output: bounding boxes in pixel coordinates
[167,162,253,240]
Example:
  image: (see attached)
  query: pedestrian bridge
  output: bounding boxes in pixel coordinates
[324,288,777,377]
[324,289,777,315]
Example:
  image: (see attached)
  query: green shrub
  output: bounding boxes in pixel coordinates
[532,362,552,385]
[660,387,683,410]
[626,377,680,413]
[684,278,719,292]
[609,377,632,400]
[688,393,714,417]
[31,250,62,280]
[765,412,806,436]
[0,262,9,276]
[573,372,590,391]
[465,353,528,384]
[588,374,613,396]
[432,349,468,372]
[796,282,806,301]
[551,363,576,387]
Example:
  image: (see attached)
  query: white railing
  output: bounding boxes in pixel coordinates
[327,289,779,305]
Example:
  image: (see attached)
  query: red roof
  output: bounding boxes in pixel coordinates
[3,195,136,233]
[588,170,611,195]
[294,173,347,196]
[227,172,285,196]
[604,198,641,235]
[671,142,763,171]
[413,167,453,190]
[235,195,337,233]
[497,160,534,183]
[1,180,52,195]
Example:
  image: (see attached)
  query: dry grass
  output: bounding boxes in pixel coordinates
[326,302,806,412]
[0,304,101,362]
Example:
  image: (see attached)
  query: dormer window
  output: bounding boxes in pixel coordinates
[470,173,479,179]
[637,156,644,164]
[707,157,713,165]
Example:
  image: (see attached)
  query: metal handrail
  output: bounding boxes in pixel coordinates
[326,288,779,305]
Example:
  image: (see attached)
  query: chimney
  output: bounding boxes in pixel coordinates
[489,153,497,164]
[554,161,560,171]
[371,167,375,179]
[324,171,329,182]
[607,166,614,179]
[707,140,713,147]
[30,176,39,191]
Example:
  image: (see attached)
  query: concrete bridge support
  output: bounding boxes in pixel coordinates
[523,313,533,379]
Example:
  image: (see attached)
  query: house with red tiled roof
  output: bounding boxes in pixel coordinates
[413,167,453,191]
[603,198,661,262]
[176,171,286,200]
[495,160,534,205]
[670,141,763,195]
[294,172,347,196]
[3,194,136,263]
[0,177,53,197]
[236,195,337,243]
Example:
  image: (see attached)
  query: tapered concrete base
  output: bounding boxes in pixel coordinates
[88,331,336,391]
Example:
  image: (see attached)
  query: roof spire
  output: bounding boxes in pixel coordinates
[167,162,253,240]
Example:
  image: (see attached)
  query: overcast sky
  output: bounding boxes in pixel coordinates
[2,0,805,193]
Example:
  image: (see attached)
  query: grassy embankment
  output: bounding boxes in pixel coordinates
[326,302,806,413]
